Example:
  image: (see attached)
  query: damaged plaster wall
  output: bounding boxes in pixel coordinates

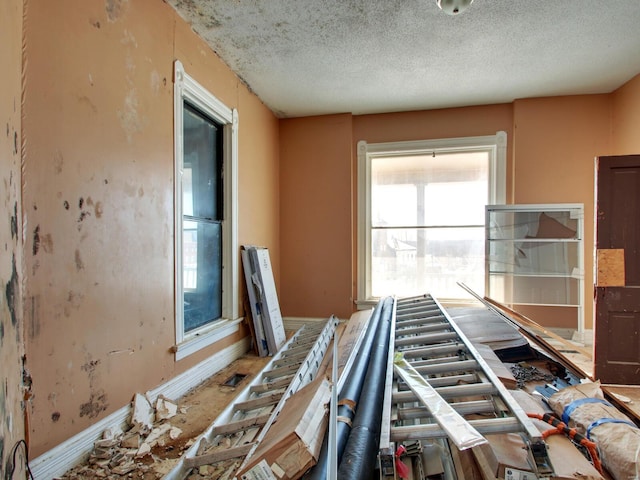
[23,0,279,457]
[0,0,26,477]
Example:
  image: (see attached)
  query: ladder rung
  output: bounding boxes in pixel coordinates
[234,392,282,412]
[411,359,479,376]
[397,399,496,420]
[395,314,447,328]
[184,442,255,468]
[391,417,522,441]
[395,322,451,337]
[395,331,459,347]
[401,343,468,359]
[250,376,293,394]
[262,362,301,379]
[211,414,271,437]
[393,382,496,403]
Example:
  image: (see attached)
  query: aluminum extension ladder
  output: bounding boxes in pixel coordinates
[164,317,337,480]
[379,294,553,479]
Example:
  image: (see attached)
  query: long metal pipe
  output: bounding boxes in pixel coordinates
[337,296,394,479]
[304,297,390,480]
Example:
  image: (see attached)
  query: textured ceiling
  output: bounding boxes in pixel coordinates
[169,0,640,118]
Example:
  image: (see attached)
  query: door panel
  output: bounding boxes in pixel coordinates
[595,155,640,384]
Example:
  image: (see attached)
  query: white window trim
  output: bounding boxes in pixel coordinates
[173,60,240,360]
[356,132,507,306]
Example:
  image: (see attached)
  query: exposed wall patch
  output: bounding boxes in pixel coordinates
[118,88,142,143]
[32,225,40,256]
[10,201,17,239]
[5,254,18,327]
[105,0,129,23]
[79,390,108,419]
[74,250,84,271]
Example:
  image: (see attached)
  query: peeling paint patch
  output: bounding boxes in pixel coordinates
[63,200,69,210]
[79,390,108,418]
[53,150,63,174]
[29,296,41,339]
[42,233,53,254]
[118,88,142,143]
[51,411,61,422]
[150,70,162,94]
[5,254,18,327]
[105,0,129,22]
[78,95,98,113]
[10,201,17,239]
[75,250,84,271]
[32,225,40,256]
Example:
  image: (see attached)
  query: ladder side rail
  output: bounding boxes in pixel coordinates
[431,297,544,445]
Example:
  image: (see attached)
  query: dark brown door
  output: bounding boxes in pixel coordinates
[595,155,640,384]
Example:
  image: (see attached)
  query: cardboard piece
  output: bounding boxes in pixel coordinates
[241,246,286,356]
[237,377,331,480]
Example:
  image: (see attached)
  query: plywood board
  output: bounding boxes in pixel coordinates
[596,248,625,286]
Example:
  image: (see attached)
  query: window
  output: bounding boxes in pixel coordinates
[357,133,506,304]
[174,61,240,359]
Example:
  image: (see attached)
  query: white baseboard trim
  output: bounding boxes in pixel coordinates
[31,337,250,480]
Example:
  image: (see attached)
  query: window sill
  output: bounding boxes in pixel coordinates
[173,318,243,361]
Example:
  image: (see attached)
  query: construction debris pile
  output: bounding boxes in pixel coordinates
[61,395,186,479]
[59,292,640,480]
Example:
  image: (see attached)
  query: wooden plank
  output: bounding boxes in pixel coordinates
[457,282,592,378]
[483,296,593,360]
[602,384,640,423]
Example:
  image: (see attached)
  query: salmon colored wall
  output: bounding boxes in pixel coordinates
[278,105,514,320]
[279,114,354,319]
[22,0,279,456]
[612,73,640,154]
[1,0,26,475]
[352,105,515,303]
[512,95,612,330]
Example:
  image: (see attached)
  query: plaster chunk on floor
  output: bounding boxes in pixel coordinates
[131,393,155,434]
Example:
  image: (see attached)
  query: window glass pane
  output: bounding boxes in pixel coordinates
[184,220,222,332]
[183,104,222,221]
[371,152,488,227]
[371,226,485,298]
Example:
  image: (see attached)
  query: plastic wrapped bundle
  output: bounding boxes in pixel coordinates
[548,381,640,480]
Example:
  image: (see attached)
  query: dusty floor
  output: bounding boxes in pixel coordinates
[59,352,272,480]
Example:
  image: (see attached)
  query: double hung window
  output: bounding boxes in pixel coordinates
[357,133,506,304]
[173,61,239,359]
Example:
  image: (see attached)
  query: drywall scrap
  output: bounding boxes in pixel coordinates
[60,394,183,478]
[241,245,286,356]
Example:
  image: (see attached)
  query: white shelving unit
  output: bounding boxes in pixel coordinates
[485,203,584,333]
